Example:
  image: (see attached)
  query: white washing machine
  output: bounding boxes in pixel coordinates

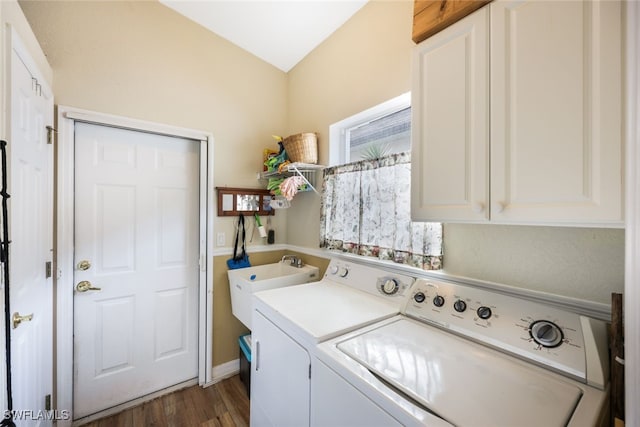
[314,278,610,427]
[250,258,415,427]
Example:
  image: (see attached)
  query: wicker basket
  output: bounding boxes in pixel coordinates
[283,133,318,164]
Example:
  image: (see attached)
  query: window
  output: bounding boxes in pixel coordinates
[321,94,443,271]
[329,93,412,166]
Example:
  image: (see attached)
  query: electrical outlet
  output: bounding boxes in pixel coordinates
[216,232,225,247]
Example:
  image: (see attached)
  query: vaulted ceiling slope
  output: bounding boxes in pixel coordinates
[160,0,369,72]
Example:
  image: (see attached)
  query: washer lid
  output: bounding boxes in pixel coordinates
[337,318,583,427]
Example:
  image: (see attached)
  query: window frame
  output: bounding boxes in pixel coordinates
[329,92,411,166]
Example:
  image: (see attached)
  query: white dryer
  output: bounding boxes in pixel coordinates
[250,258,415,427]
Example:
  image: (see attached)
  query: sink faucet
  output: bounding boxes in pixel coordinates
[281,255,303,268]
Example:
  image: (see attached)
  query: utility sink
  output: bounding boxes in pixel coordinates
[228,262,320,329]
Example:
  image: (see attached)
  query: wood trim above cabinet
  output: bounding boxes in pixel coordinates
[413,0,491,44]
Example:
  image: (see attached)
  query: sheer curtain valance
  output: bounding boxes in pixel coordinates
[320,152,443,270]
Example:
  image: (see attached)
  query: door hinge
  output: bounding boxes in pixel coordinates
[45,261,52,278]
[46,126,56,145]
[45,394,51,411]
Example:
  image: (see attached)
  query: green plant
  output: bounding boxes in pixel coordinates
[360,142,391,160]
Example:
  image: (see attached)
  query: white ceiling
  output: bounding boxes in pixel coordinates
[160,0,369,72]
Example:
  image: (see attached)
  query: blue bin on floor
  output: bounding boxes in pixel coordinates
[238,334,251,397]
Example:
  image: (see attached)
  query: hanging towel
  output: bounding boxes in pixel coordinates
[279,175,306,201]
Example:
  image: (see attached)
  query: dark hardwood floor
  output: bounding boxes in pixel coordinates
[80,375,250,427]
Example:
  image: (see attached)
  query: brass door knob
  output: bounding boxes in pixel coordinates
[76,281,101,293]
[12,312,34,329]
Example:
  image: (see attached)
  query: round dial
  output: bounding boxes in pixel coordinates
[381,279,399,295]
[329,265,339,275]
[453,299,467,313]
[433,295,445,307]
[339,267,349,278]
[476,306,492,320]
[530,320,564,348]
[413,292,426,303]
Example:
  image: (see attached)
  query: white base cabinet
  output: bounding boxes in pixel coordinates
[250,310,310,427]
[411,0,623,227]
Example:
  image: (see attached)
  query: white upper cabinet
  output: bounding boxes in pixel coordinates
[411,6,490,222]
[490,0,623,225]
[411,0,624,227]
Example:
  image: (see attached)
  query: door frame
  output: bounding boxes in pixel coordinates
[626,1,640,424]
[55,106,215,425]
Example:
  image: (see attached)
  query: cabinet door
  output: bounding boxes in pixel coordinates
[251,310,311,427]
[490,0,623,225]
[411,6,490,222]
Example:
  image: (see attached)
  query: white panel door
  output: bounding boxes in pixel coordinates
[490,0,623,224]
[411,6,489,222]
[73,123,199,419]
[8,39,54,426]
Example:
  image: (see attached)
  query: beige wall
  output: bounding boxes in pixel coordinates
[19,0,291,245]
[286,0,414,251]
[286,0,624,304]
[19,0,293,368]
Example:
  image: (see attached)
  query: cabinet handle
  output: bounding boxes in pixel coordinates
[255,340,260,372]
[493,202,505,214]
[472,202,485,213]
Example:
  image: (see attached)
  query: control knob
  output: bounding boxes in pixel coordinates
[413,292,426,303]
[381,279,399,295]
[329,265,339,275]
[476,306,492,320]
[453,299,467,313]
[432,295,445,307]
[339,267,349,278]
[530,320,563,348]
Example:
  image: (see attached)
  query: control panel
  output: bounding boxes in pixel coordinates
[404,279,608,387]
[324,259,414,299]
